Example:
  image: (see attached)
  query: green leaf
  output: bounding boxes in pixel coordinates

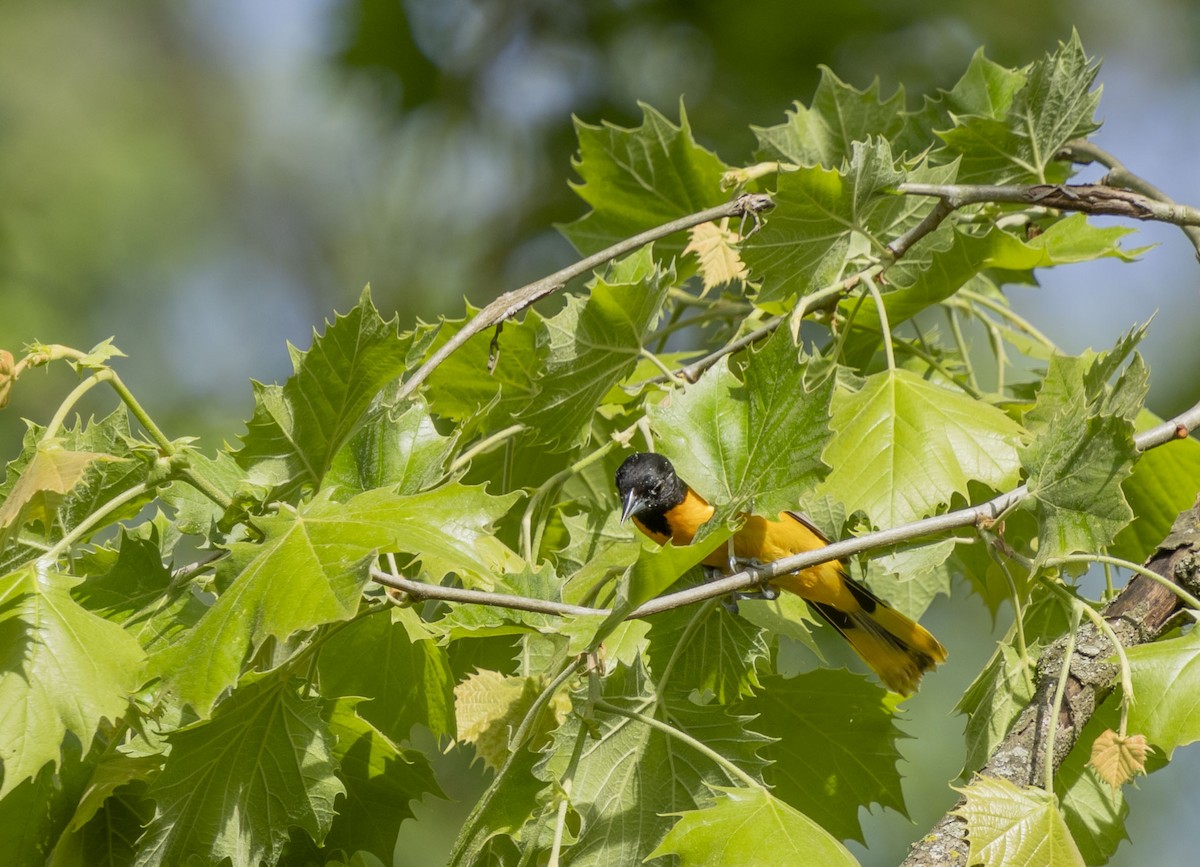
[454,668,568,772]
[326,397,456,498]
[156,484,518,717]
[864,544,954,622]
[1021,415,1136,566]
[233,287,418,499]
[1126,629,1200,758]
[937,33,1100,184]
[561,103,729,258]
[912,48,1026,139]
[646,597,769,704]
[753,67,906,168]
[518,247,672,450]
[72,529,206,654]
[744,669,907,843]
[136,674,343,867]
[423,306,541,432]
[954,775,1086,867]
[650,326,835,521]
[650,785,859,866]
[160,447,250,537]
[533,664,768,865]
[741,139,906,305]
[1111,410,1200,562]
[955,643,1037,777]
[317,607,456,742]
[818,367,1023,528]
[322,697,442,862]
[0,565,145,797]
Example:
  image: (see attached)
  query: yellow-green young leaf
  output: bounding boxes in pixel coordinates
[650,325,835,523]
[0,566,145,798]
[322,697,443,861]
[954,775,1085,867]
[744,669,907,843]
[517,247,672,451]
[1125,630,1200,758]
[819,368,1023,528]
[1088,729,1151,794]
[684,220,747,292]
[136,674,343,867]
[455,670,569,772]
[561,102,729,258]
[649,786,859,866]
[0,444,115,534]
[753,66,907,169]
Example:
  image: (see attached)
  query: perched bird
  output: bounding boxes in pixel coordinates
[615,451,947,695]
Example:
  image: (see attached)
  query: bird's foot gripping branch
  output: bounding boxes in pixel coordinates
[7,31,1200,867]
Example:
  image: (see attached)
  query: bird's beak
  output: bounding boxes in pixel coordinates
[621,489,642,524]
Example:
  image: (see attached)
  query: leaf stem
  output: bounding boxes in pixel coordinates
[1049,553,1200,611]
[40,371,108,443]
[1043,602,1079,793]
[449,424,526,474]
[862,274,895,371]
[39,480,152,565]
[594,699,763,790]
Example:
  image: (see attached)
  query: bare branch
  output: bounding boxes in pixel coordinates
[898,181,1200,228]
[395,193,775,403]
[371,398,1200,619]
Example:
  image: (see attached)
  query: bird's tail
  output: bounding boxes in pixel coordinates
[803,574,947,696]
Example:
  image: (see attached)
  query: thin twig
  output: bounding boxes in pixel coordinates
[370,397,1200,618]
[397,194,774,403]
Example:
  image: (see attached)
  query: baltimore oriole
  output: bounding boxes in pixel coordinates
[615,452,947,695]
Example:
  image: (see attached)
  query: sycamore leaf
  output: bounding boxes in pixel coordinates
[517,247,672,450]
[1088,729,1151,794]
[561,102,729,258]
[1125,630,1200,758]
[532,663,769,865]
[650,325,834,522]
[937,33,1100,184]
[323,697,443,861]
[649,786,859,866]
[741,139,906,306]
[326,397,456,498]
[646,596,769,704]
[1021,414,1136,566]
[911,48,1026,143]
[955,643,1037,778]
[0,566,145,798]
[317,607,456,742]
[423,306,541,432]
[0,444,116,533]
[954,775,1085,867]
[819,367,1023,528]
[684,220,747,292]
[866,538,956,620]
[455,669,570,772]
[136,674,343,867]
[1111,410,1200,562]
[67,337,127,372]
[753,67,907,168]
[744,669,907,843]
[155,484,518,717]
[233,287,418,499]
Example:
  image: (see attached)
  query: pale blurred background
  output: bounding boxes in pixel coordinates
[2,1,1198,864]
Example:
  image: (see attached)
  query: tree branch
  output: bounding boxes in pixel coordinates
[897,181,1200,229]
[903,495,1200,866]
[371,399,1200,619]
[394,193,775,403]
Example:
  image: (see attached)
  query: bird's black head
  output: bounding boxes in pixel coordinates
[615,452,687,524]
